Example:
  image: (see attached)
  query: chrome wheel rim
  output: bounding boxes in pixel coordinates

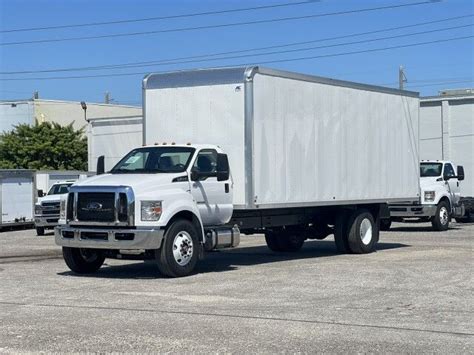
[172,231,194,266]
[360,218,373,245]
[439,207,449,225]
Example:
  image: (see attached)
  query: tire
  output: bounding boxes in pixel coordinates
[455,211,474,223]
[380,218,392,231]
[36,227,45,236]
[347,209,377,254]
[156,219,199,278]
[278,230,305,252]
[62,247,105,274]
[265,230,282,252]
[334,211,351,253]
[431,201,450,231]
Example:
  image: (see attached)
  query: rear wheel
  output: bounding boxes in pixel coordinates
[380,218,392,231]
[264,229,305,252]
[156,219,199,277]
[62,247,105,274]
[431,201,450,231]
[264,230,282,252]
[334,211,351,253]
[36,227,45,236]
[347,209,378,254]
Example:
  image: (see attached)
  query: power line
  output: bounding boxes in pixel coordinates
[380,76,474,86]
[406,80,473,88]
[2,35,471,81]
[0,1,440,46]
[30,24,472,72]
[2,14,470,75]
[0,1,320,33]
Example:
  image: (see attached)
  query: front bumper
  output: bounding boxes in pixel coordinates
[389,204,437,218]
[55,226,164,250]
[35,215,60,228]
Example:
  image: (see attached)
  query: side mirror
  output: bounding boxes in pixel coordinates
[97,155,105,175]
[37,190,44,197]
[216,153,230,182]
[191,170,200,181]
[457,165,465,181]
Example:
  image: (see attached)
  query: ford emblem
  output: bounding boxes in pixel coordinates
[86,202,103,210]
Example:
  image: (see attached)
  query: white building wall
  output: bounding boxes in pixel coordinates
[0,101,35,132]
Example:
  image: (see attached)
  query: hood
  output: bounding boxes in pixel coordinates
[38,193,64,204]
[74,173,186,195]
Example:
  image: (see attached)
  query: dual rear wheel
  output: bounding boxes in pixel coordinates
[264,209,378,254]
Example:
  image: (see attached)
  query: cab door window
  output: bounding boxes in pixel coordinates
[443,164,456,179]
[193,150,218,175]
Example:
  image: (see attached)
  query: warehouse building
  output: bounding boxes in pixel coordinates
[0,98,143,172]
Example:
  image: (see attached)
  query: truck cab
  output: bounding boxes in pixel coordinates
[34,181,74,235]
[386,160,465,231]
[55,144,239,277]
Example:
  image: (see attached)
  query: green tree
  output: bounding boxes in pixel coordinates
[0,122,87,170]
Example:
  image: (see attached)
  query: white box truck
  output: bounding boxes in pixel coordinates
[0,170,35,229]
[55,67,420,277]
[420,91,473,222]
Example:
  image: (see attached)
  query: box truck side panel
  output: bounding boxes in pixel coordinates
[1,177,33,223]
[89,117,143,171]
[145,84,246,206]
[449,99,474,196]
[252,73,420,207]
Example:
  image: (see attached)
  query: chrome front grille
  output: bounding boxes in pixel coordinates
[41,201,60,215]
[67,186,135,226]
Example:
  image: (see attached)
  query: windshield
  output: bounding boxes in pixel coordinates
[48,183,73,195]
[420,163,443,177]
[111,147,195,174]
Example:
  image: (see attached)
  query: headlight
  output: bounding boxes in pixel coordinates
[141,201,162,221]
[59,199,66,219]
[34,204,42,215]
[424,191,436,202]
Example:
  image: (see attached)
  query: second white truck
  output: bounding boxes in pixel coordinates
[385,160,465,231]
[55,66,420,277]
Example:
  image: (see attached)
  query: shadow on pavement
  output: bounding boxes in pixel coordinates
[57,240,409,279]
[387,226,462,232]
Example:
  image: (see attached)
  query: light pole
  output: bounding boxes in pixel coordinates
[80,101,88,122]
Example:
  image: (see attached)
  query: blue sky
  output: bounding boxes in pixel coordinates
[0,0,472,105]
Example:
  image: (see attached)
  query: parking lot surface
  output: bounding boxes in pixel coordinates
[0,222,473,353]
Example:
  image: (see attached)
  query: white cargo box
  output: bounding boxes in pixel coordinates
[0,170,35,227]
[88,115,143,172]
[144,67,420,210]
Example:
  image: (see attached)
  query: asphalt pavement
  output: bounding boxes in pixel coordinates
[0,222,473,353]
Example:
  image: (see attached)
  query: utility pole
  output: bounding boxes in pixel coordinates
[399,66,407,90]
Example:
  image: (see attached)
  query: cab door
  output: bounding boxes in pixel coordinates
[190,149,233,225]
[443,163,460,207]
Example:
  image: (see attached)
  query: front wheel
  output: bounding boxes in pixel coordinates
[36,227,45,236]
[431,201,450,231]
[62,247,105,274]
[156,219,199,277]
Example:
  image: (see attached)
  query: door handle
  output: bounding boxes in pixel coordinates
[225,183,229,193]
